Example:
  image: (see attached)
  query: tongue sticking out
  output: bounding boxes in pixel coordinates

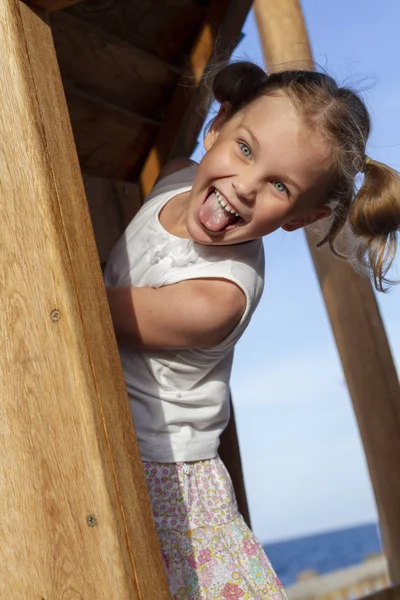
[198,191,236,232]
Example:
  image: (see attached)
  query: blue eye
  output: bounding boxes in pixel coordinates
[272,181,288,194]
[239,142,252,158]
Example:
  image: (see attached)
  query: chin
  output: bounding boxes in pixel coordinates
[187,226,218,245]
[185,217,213,245]
[189,224,243,247]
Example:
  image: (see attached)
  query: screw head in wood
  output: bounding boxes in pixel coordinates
[50,309,61,322]
[87,515,97,527]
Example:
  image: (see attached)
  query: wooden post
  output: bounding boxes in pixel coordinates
[0,1,170,597]
[254,0,400,584]
[137,0,254,527]
[139,0,253,195]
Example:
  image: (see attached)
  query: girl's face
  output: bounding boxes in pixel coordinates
[184,92,333,245]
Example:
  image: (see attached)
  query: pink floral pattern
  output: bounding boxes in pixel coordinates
[143,456,287,599]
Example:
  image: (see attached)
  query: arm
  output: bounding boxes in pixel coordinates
[106,278,246,349]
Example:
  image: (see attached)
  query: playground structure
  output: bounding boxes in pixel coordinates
[0,0,399,597]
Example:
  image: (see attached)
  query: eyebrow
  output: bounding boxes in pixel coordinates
[241,125,259,150]
[240,125,304,195]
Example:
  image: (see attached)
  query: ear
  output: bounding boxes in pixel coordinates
[204,102,232,151]
[282,207,331,232]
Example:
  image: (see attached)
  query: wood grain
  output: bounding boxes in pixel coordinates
[169,0,254,160]
[24,0,85,11]
[140,0,253,195]
[65,0,205,63]
[253,0,313,69]
[219,396,252,529]
[52,10,177,118]
[366,584,400,600]
[307,234,400,585]
[0,2,170,596]
[254,0,400,583]
[83,173,142,262]
[64,83,158,180]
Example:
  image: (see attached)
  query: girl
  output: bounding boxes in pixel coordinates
[104,62,400,599]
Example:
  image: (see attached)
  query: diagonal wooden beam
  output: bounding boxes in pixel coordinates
[366,584,400,600]
[23,0,85,12]
[51,11,178,118]
[139,0,253,196]
[254,0,400,584]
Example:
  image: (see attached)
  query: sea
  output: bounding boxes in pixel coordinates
[262,522,382,587]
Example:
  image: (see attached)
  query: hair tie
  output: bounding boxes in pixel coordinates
[361,155,372,173]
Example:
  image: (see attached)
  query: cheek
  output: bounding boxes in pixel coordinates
[260,199,292,221]
[252,200,293,234]
[201,142,237,172]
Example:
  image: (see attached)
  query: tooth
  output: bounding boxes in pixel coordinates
[215,190,240,217]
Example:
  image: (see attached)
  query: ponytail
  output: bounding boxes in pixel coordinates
[348,159,400,291]
[211,61,268,113]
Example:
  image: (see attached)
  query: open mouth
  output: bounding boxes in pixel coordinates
[198,187,245,233]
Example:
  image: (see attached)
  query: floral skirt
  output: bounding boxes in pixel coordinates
[143,456,287,600]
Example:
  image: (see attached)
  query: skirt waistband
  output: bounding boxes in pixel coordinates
[143,456,239,532]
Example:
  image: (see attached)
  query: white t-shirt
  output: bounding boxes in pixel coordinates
[104,166,265,462]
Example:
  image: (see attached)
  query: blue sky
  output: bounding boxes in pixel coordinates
[192,0,400,543]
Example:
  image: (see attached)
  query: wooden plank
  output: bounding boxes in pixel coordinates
[83,173,142,263]
[64,83,158,180]
[112,178,143,229]
[135,0,254,523]
[365,584,400,600]
[254,0,400,584]
[253,0,312,69]
[51,11,178,118]
[168,0,254,161]
[65,0,205,63]
[219,396,252,529]
[24,0,84,12]
[0,2,170,597]
[140,0,253,195]
[307,236,400,586]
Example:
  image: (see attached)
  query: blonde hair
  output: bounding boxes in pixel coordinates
[208,62,400,292]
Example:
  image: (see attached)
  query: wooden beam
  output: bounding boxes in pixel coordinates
[0,1,169,596]
[51,11,178,118]
[64,83,159,180]
[139,0,253,195]
[366,584,400,600]
[253,0,312,69]
[65,0,205,63]
[254,0,400,584]
[168,0,254,162]
[82,173,142,263]
[219,396,252,529]
[307,236,400,586]
[134,0,255,524]
[24,0,84,12]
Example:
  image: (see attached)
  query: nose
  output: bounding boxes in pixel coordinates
[232,176,257,203]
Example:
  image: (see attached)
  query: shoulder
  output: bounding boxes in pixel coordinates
[155,157,197,183]
[176,278,247,345]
